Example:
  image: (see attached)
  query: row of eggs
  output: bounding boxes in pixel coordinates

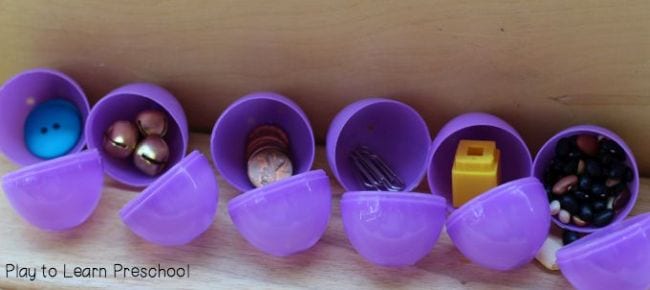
[0,68,648,290]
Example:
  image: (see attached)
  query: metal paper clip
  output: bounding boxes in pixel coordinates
[349,146,405,191]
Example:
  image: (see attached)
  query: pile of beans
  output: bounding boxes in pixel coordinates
[543,134,634,245]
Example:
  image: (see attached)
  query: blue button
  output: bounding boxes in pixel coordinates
[24,99,82,159]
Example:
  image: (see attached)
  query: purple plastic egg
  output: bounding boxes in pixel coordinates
[119,151,218,246]
[427,112,550,271]
[532,125,639,233]
[557,213,650,290]
[228,170,331,256]
[341,191,446,266]
[2,149,103,231]
[445,177,550,270]
[85,83,188,187]
[327,98,439,266]
[0,68,89,166]
[211,92,330,256]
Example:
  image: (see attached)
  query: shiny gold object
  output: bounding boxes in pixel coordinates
[103,120,138,159]
[247,148,293,187]
[134,135,170,176]
[136,109,168,137]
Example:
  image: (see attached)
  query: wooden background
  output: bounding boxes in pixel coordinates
[1,0,649,174]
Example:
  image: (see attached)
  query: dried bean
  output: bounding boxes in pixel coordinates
[559,210,571,224]
[576,134,598,156]
[549,200,561,215]
[560,195,578,213]
[592,209,614,227]
[572,216,587,227]
[563,230,580,245]
[553,175,578,195]
[613,189,631,212]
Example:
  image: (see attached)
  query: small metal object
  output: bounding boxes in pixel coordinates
[136,109,168,137]
[104,120,139,159]
[246,125,293,187]
[349,146,404,191]
[246,125,290,157]
[133,135,169,176]
[247,148,293,187]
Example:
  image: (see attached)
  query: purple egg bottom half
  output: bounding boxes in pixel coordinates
[120,151,218,246]
[340,191,447,267]
[2,149,103,231]
[446,177,550,271]
[557,213,650,290]
[228,170,331,256]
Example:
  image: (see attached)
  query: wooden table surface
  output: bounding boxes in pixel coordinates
[1,133,648,289]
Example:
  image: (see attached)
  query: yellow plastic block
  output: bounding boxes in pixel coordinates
[452,140,501,207]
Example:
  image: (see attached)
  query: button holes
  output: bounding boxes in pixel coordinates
[53,123,61,130]
[40,127,48,134]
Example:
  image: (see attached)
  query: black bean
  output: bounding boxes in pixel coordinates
[591,182,608,199]
[563,230,580,245]
[578,175,591,191]
[563,159,579,175]
[577,204,594,222]
[560,195,578,214]
[624,167,634,182]
[568,148,582,160]
[592,209,614,227]
[608,182,626,196]
[600,139,625,161]
[608,163,626,179]
[592,200,607,212]
[550,158,565,174]
[573,190,591,201]
[586,159,603,178]
[599,153,615,166]
[556,137,572,158]
[544,169,558,185]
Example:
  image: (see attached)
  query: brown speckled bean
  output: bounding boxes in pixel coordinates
[553,175,578,195]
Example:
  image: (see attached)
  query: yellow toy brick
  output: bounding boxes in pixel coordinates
[452,139,501,207]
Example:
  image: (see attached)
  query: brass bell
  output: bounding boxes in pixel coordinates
[133,135,170,176]
[136,109,168,137]
[103,120,138,159]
